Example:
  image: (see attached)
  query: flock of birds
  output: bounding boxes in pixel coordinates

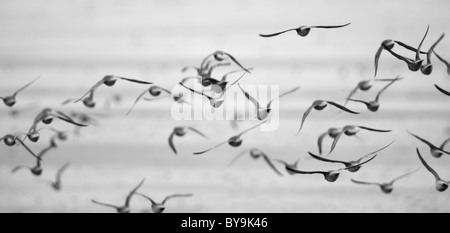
[1,22,450,213]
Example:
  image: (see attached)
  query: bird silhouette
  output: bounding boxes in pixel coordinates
[229,148,283,176]
[260,23,351,38]
[92,178,145,213]
[136,193,193,213]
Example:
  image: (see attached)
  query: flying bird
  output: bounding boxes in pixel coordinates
[26,108,87,142]
[409,25,430,72]
[408,131,450,158]
[0,76,39,107]
[209,50,251,74]
[136,193,193,213]
[179,72,246,108]
[434,84,450,96]
[259,23,351,38]
[127,85,175,115]
[238,84,300,121]
[317,128,342,155]
[351,168,420,194]
[344,78,402,105]
[12,157,43,176]
[229,148,283,176]
[91,178,145,213]
[46,162,70,191]
[285,154,378,182]
[329,125,392,154]
[421,33,445,75]
[309,141,394,172]
[194,120,268,155]
[168,126,208,155]
[374,39,426,77]
[297,100,359,135]
[1,135,41,160]
[416,148,449,192]
[347,76,403,112]
[74,75,152,106]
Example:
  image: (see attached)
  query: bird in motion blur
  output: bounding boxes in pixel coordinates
[74,75,152,108]
[408,131,450,158]
[136,193,193,213]
[416,148,449,192]
[0,76,39,107]
[285,154,378,183]
[194,120,268,155]
[259,23,351,38]
[238,84,300,121]
[309,141,394,172]
[91,178,145,213]
[317,127,342,155]
[26,108,87,143]
[344,77,403,106]
[229,148,283,176]
[168,126,208,155]
[274,159,301,175]
[347,76,403,112]
[351,168,420,194]
[45,162,71,191]
[329,125,392,154]
[433,51,450,76]
[420,33,445,75]
[297,100,359,135]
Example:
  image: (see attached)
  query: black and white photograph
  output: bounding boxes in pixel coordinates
[0,0,449,217]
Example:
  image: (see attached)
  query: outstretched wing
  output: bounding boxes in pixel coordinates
[358,126,392,133]
[237,83,261,111]
[119,77,153,85]
[375,77,402,102]
[125,178,146,207]
[416,148,441,182]
[374,45,384,77]
[259,28,297,38]
[326,101,359,114]
[434,84,450,96]
[296,104,315,135]
[126,89,149,116]
[162,194,193,205]
[187,127,208,139]
[55,162,71,184]
[311,23,351,29]
[168,132,177,154]
[351,179,380,187]
[261,154,283,176]
[13,76,40,97]
[308,152,348,165]
[391,167,420,184]
[193,140,229,155]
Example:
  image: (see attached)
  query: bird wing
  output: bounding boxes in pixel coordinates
[193,140,229,155]
[126,89,149,116]
[416,25,429,61]
[228,149,250,166]
[434,84,450,96]
[162,194,194,205]
[135,192,157,206]
[433,51,450,71]
[237,119,268,137]
[375,77,402,102]
[345,86,360,105]
[119,77,153,85]
[427,33,445,64]
[168,132,177,154]
[355,140,395,163]
[55,111,88,127]
[311,23,351,29]
[11,166,30,173]
[187,127,208,139]
[329,129,346,154]
[222,52,251,74]
[125,178,146,207]
[326,101,359,114]
[55,162,71,184]
[308,152,348,165]
[351,179,380,186]
[386,48,414,63]
[267,86,300,109]
[285,167,326,175]
[296,103,315,135]
[259,28,298,37]
[440,137,450,150]
[261,154,283,176]
[374,45,384,77]
[416,148,441,181]
[339,154,378,172]
[347,98,371,108]
[74,79,104,103]
[179,82,212,100]
[91,200,120,210]
[15,138,40,160]
[394,40,427,54]
[391,167,420,184]
[237,83,261,111]
[12,76,40,97]
[357,126,392,133]
[317,132,328,155]
[408,131,437,149]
